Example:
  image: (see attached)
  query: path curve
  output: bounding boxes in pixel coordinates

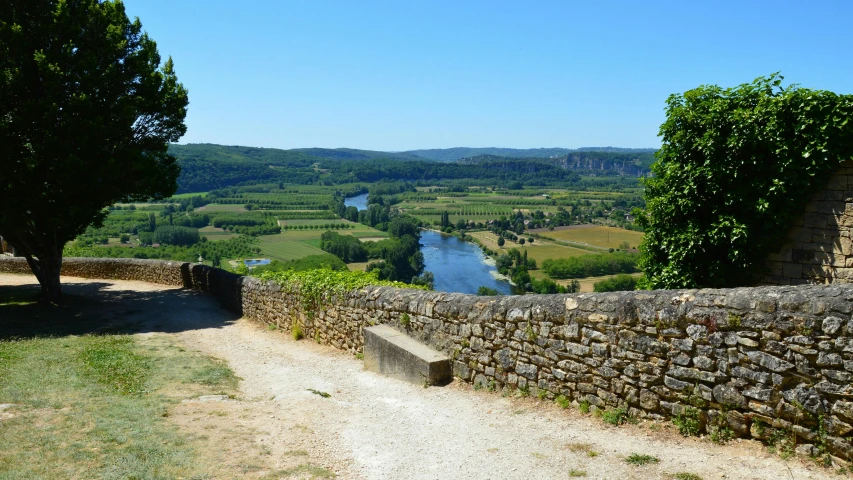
[0,274,835,479]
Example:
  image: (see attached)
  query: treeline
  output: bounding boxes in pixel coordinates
[169,144,651,194]
[64,236,261,263]
[541,252,639,279]
[139,226,200,247]
[318,216,428,284]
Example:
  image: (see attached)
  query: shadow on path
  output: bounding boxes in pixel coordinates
[0,278,239,340]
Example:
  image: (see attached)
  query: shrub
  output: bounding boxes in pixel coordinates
[637,74,853,289]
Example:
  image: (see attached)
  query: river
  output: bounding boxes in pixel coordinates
[345,194,513,295]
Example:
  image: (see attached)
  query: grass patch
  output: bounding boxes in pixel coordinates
[261,464,336,479]
[79,336,150,395]
[569,469,587,477]
[0,333,240,478]
[672,473,703,480]
[626,453,660,466]
[190,357,240,388]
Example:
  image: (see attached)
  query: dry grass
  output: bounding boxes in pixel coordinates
[538,226,644,250]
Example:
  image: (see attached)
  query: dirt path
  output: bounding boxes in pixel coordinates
[0,274,836,479]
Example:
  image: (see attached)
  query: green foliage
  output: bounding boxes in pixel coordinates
[257,268,426,317]
[541,252,638,279]
[593,274,638,292]
[251,254,348,274]
[153,225,200,246]
[0,1,188,302]
[625,454,659,466]
[673,473,703,480]
[579,400,591,414]
[476,286,501,296]
[292,323,304,340]
[306,388,330,398]
[400,313,411,327]
[320,231,368,263]
[673,406,702,436]
[637,74,853,288]
[601,407,631,426]
[555,395,570,409]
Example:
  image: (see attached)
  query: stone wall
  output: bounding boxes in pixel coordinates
[766,160,853,285]
[2,257,852,461]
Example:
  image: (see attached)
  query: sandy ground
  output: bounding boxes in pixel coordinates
[0,274,841,480]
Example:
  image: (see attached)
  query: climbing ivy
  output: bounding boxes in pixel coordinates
[636,74,853,289]
[256,268,427,314]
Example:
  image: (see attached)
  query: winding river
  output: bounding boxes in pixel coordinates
[345,194,513,295]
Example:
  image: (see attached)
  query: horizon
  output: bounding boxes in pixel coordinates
[173,142,660,152]
[125,0,853,151]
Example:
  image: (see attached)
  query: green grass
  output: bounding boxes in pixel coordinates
[258,223,388,262]
[626,453,660,466]
[0,333,240,479]
[260,464,336,479]
[257,237,329,262]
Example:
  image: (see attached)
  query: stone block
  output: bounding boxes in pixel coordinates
[782,263,803,279]
[363,325,451,386]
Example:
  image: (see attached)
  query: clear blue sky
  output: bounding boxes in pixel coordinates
[123,0,853,151]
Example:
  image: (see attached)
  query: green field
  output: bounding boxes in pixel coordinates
[280,218,351,226]
[535,225,644,250]
[256,221,387,262]
[195,203,248,212]
[198,226,239,241]
[257,236,328,262]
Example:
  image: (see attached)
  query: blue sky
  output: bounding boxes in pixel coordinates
[123,0,853,151]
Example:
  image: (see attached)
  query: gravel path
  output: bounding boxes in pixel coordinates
[0,274,836,479]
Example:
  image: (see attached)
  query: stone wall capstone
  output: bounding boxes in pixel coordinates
[2,257,852,461]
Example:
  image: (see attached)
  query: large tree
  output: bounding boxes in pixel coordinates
[0,0,188,302]
[636,74,853,289]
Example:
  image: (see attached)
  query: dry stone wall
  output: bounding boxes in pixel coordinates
[2,257,852,460]
[766,160,853,285]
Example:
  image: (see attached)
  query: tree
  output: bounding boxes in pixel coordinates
[0,1,188,302]
[636,74,853,289]
[497,237,505,247]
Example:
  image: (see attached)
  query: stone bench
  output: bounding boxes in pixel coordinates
[363,325,451,386]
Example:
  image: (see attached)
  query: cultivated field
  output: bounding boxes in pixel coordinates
[532,225,644,250]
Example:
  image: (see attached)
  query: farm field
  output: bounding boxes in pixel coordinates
[256,221,388,262]
[194,204,248,212]
[531,225,644,250]
[198,226,239,241]
[256,236,328,262]
[530,270,644,293]
[469,231,591,263]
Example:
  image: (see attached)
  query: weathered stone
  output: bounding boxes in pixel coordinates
[745,351,795,372]
[713,384,747,408]
[823,316,845,335]
[817,352,843,366]
[516,362,538,380]
[664,375,691,391]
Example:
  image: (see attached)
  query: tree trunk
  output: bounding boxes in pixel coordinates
[25,250,63,304]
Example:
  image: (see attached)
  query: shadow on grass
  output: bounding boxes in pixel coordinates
[0,279,240,340]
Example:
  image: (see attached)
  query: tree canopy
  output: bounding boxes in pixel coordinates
[0,0,188,302]
[636,74,853,289]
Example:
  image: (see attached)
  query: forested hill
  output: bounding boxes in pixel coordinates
[458,150,655,177]
[405,147,657,162]
[168,143,655,193]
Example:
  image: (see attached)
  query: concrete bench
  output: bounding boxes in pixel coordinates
[363,325,451,386]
